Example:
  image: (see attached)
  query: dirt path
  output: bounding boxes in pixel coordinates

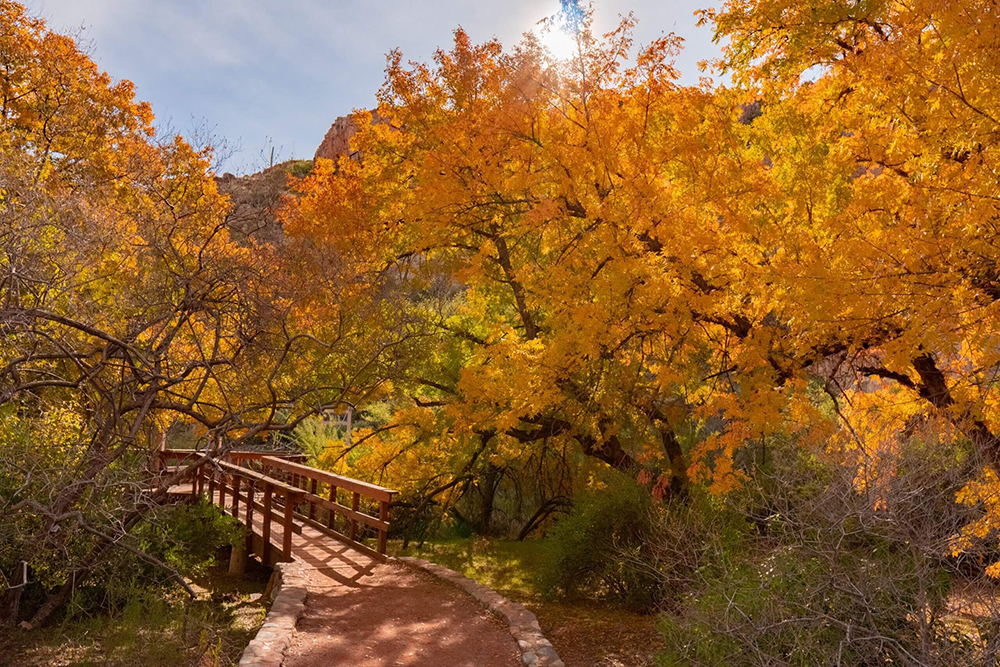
[281,563,521,667]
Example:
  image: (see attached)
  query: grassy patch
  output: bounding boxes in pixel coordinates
[389,537,661,667]
[286,160,313,178]
[389,536,550,600]
[3,558,271,667]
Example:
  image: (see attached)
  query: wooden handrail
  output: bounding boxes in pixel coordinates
[260,455,396,556]
[157,448,306,467]
[216,460,305,498]
[298,488,388,531]
[260,456,396,502]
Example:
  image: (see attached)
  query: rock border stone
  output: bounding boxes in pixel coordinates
[397,556,565,667]
[238,561,309,667]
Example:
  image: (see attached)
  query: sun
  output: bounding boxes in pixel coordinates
[536,0,583,60]
[539,25,578,60]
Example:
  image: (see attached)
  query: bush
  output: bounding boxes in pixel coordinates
[539,475,662,612]
[288,160,313,178]
[134,498,243,577]
[657,441,990,666]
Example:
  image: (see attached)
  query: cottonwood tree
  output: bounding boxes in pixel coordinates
[281,16,768,525]
[285,0,1000,566]
[699,0,1000,562]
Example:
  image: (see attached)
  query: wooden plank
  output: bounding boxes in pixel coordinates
[260,457,396,502]
[327,484,338,529]
[244,482,254,554]
[378,500,389,555]
[232,475,241,517]
[350,491,360,542]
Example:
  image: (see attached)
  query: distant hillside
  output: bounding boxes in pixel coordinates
[215,113,365,244]
[216,160,311,245]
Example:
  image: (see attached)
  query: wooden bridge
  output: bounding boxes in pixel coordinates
[158,449,396,571]
[156,449,550,667]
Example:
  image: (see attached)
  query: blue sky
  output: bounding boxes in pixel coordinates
[28,1,722,173]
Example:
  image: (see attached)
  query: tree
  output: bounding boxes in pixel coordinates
[699,0,1000,557]
[282,16,764,520]
[0,2,407,626]
[286,0,1000,564]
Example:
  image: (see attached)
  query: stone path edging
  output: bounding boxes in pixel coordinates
[238,561,309,667]
[397,556,565,667]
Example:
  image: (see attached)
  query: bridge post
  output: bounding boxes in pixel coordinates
[229,535,247,574]
[350,491,360,542]
[262,483,273,565]
[379,500,389,555]
[245,480,255,556]
[309,478,317,520]
[282,491,296,561]
[209,469,216,505]
[232,475,241,517]
[327,484,338,530]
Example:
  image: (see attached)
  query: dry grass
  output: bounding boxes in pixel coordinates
[2,558,271,667]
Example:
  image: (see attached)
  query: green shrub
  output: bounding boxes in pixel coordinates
[135,498,242,576]
[288,160,313,178]
[539,475,662,612]
[656,441,983,666]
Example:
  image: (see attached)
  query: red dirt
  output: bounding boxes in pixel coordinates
[282,563,521,667]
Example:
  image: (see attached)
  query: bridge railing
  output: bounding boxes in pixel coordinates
[203,460,305,563]
[257,456,395,556]
[156,448,396,560]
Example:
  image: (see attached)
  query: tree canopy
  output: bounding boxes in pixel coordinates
[286,0,1000,549]
[4,0,1000,644]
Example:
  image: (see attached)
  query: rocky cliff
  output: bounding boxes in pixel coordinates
[314,114,361,161]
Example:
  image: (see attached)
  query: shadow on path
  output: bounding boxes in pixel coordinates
[282,564,521,667]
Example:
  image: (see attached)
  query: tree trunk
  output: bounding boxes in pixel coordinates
[911,353,1000,463]
[0,562,26,627]
[401,430,494,549]
[517,496,571,541]
[22,496,155,629]
[578,432,639,472]
[478,464,503,535]
[22,571,78,630]
[660,426,690,495]
[229,539,247,575]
